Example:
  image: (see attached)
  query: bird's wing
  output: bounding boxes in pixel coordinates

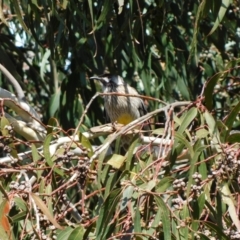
[139,101,151,130]
[104,108,111,123]
[139,100,148,116]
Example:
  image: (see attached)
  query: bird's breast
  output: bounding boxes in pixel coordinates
[104,95,140,125]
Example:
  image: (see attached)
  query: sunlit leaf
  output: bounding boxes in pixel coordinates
[67,226,85,240]
[134,206,141,233]
[46,117,59,135]
[43,134,64,176]
[56,227,74,240]
[107,154,125,169]
[31,144,41,162]
[221,183,240,231]
[30,193,63,229]
[79,132,93,157]
[49,91,61,118]
[196,128,209,139]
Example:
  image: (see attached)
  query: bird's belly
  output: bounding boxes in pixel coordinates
[116,113,135,125]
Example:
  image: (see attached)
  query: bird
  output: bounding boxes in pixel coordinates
[90,74,150,151]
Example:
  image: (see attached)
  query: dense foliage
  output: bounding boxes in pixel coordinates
[0,0,240,239]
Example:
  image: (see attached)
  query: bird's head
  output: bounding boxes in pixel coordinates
[90,74,124,89]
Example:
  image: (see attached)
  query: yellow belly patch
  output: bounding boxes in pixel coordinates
[116,114,134,125]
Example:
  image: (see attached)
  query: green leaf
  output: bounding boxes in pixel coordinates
[103,171,118,199]
[14,197,28,211]
[189,0,207,62]
[49,91,61,117]
[87,0,94,28]
[198,193,206,218]
[43,134,64,176]
[204,72,222,111]
[155,177,174,193]
[177,76,190,100]
[191,200,200,230]
[223,101,240,140]
[14,197,27,211]
[134,206,141,233]
[208,0,232,36]
[31,144,41,162]
[79,132,93,157]
[107,154,125,169]
[45,185,53,214]
[67,226,85,240]
[186,140,205,197]
[197,233,212,240]
[30,193,63,229]
[96,0,111,25]
[203,221,229,239]
[145,180,157,191]
[56,227,74,240]
[178,107,198,134]
[147,207,161,236]
[0,116,10,136]
[97,136,113,187]
[221,183,240,230]
[43,134,52,162]
[154,196,171,240]
[174,131,193,157]
[0,225,9,240]
[204,111,218,136]
[121,185,134,211]
[125,135,139,170]
[46,117,59,135]
[96,188,122,239]
[0,184,9,201]
[152,128,165,135]
[196,128,209,139]
[227,133,240,143]
[10,0,30,34]
[11,210,28,222]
